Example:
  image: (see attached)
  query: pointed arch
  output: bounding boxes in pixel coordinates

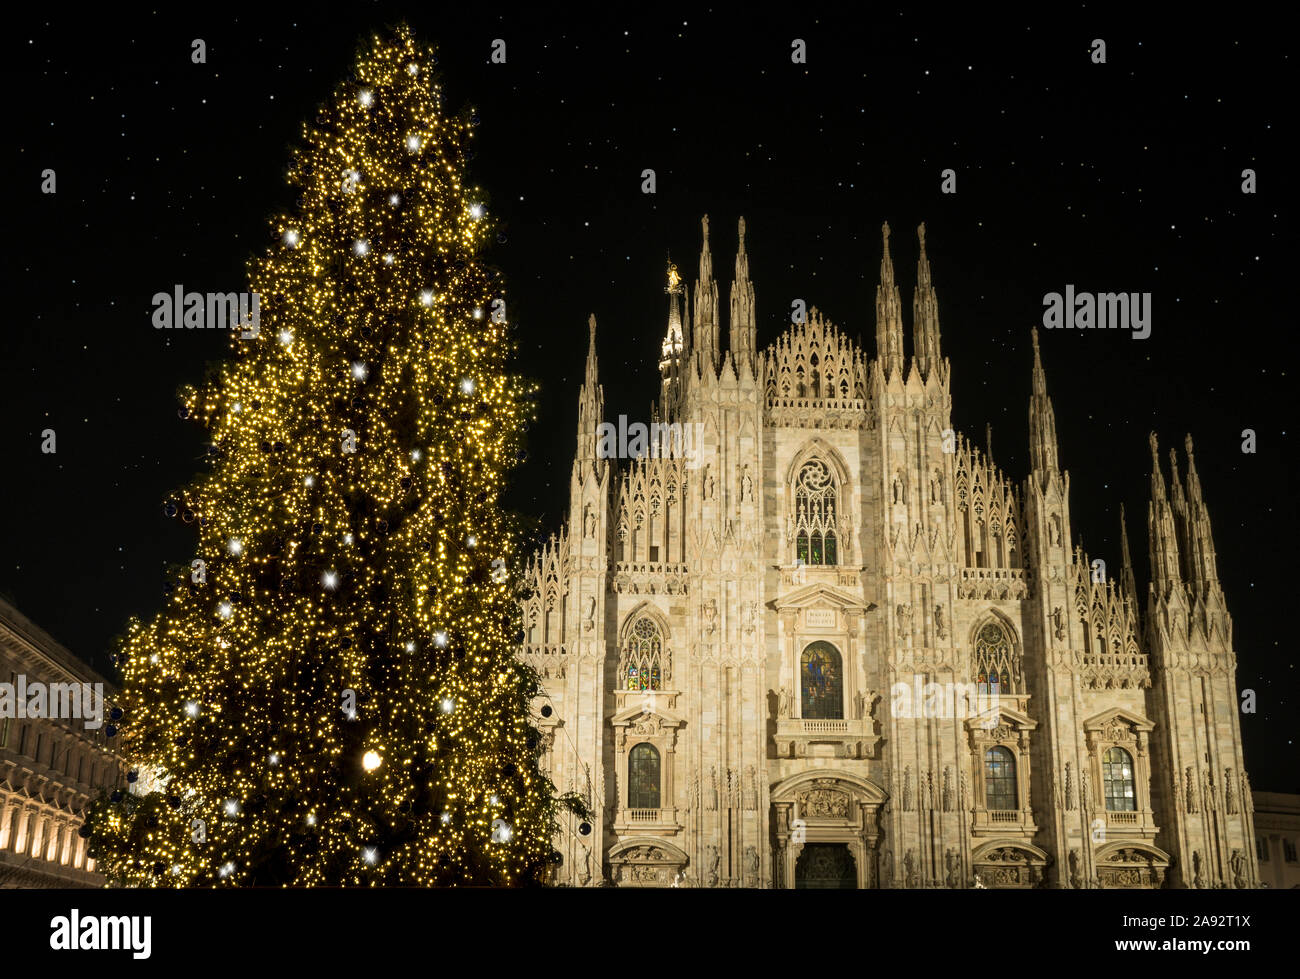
[619,602,673,691]
[786,440,852,567]
[968,611,1023,696]
[785,438,853,488]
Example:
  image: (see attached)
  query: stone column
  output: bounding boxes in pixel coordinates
[0,793,13,850]
[17,805,37,856]
[59,819,74,865]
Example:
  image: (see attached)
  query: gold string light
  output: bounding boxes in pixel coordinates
[86,24,561,887]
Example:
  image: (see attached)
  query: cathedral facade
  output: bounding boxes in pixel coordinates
[517,216,1257,889]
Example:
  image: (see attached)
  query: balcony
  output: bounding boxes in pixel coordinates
[774,717,878,760]
[612,806,680,836]
[972,807,1037,837]
[957,567,1030,601]
[611,562,689,596]
[765,396,870,431]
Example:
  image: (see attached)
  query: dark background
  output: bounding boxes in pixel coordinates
[4,6,1293,791]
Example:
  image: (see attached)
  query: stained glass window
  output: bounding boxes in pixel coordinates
[794,460,839,566]
[984,746,1018,811]
[1103,746,1136,811]
[628,743,660,809]
[624,617,664,691]
[800,642,843,719]
[974,622,1020,696]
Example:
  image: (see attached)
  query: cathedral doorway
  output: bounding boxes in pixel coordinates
[771,771,886,888]
[795,844,857,888]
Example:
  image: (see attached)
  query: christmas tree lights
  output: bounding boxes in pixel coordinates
[86,24,566,886]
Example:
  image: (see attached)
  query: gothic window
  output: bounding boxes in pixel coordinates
[1284,839,1298,863]
[1102,747,1136,811]
[984,746,1018,810]
[973,622,1021,696]
[628,743,661,809]
[794,460,839,566]
[1256,837,1269,862]
[800,641,843,719]
[624,616,664,691]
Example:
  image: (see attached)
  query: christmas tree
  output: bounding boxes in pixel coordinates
[87,25,569,886]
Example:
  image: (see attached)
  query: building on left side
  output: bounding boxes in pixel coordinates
[0,595,123,887]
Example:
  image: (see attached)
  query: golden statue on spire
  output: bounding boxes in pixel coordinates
[667,261,681,292]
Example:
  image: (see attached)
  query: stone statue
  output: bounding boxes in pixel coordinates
[777,685,791,719]
[1224,768,1238,814]
[1052,606,1066,640]
[583,503,596,539]
[945,849,960,888]
[1068,849,1081,889]
[934,604,947,641]
[1230,848,1246,888]
[706,844,720,886]
[903,849,917,888]
[740,465,752,502]
[896,602,912,635]
[744,845,759,878]
[579,846,592,886]
[863,688,879,719]
[703,464,715,500]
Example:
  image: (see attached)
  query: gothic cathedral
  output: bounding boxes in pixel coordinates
[517,216,1257,889]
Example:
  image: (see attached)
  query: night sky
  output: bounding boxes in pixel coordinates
[5,7,1293,791]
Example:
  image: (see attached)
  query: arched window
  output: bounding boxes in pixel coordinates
[624,617,664,691]
[800,641,843,719]
[1103,747,1136,811]
[974,622,1021,696]
[628,743,661,809]
[794,460,839,566]
[984,746,1018,811]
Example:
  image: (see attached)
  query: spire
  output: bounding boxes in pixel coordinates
[1027,328,1060,478]
[658,262,686,415]
[1182,433,1221,595]
[728,216,756,378]
[986,423,994,465]
[1120,503,1138,611]
[576,314,604,464]
[911,222,943,379]
[584,313,599,390]
[875,221,905,378]
[1168,446,1187,516]
[1147,433,1183,594]
[692,214,719,376]
[1184,433,1204,505]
